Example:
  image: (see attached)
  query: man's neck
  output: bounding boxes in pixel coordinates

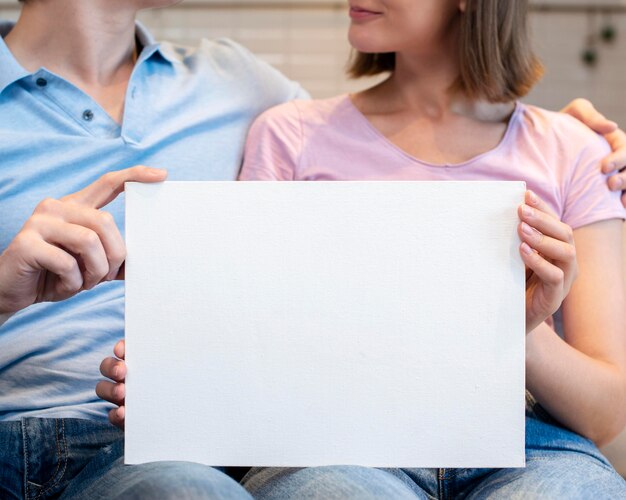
[4,1,138,87]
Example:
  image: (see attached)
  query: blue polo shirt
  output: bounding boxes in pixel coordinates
[0,21,307,421]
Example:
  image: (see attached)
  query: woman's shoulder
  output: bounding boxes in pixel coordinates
[254,94,354,130]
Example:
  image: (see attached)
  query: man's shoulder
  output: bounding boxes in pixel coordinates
[158,38,282,82]
[157,38,307,103]
[159,38,255,68]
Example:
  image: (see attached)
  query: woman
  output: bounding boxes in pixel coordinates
[97,0,625,497]
[236,0,626,497]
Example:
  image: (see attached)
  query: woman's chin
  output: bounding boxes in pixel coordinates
[348,33,389,55]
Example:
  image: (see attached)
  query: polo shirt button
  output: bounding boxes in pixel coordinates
[36,78,47,87]
[82,110,94,122]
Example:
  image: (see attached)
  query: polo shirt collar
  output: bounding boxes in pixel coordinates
[0,20,173,95]
[0,21,29,95]
[134,20,176,65]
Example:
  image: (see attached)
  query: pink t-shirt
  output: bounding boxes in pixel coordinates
[240,95,625,229]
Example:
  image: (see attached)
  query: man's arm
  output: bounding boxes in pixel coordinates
[0,166,167,315]
[562,98,626,208]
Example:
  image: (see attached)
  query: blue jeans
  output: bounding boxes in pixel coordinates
[242,394,626,499]
[0,418,252,499]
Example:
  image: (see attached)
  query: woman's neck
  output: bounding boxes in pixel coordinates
[390,58,458,118]
[352,47,515,165]
[5,1,137,87]
[358,45,514,124]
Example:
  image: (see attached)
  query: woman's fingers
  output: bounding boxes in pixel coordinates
[521,190,574,243]
[521,242,565,333]
[520,242,564,291]
[518,222,576,264]
[524,189,557,215]
[519,191,577,294]
[519,206,573,249]
[519,190,578,334]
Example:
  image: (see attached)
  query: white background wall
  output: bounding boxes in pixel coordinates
[1,0,625,475]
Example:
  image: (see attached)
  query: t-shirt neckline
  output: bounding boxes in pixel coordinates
[342,94,522,169]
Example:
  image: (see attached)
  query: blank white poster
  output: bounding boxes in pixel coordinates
[124,181,526,468]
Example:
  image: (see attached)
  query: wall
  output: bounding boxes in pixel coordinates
[528,8,626,124]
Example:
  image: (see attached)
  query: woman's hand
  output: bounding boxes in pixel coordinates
[96,339,127,429]
[561,98,626,207]
[518,190,577,333]
[0,166,167,315]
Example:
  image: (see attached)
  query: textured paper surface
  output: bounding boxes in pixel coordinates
[125,181,526,467]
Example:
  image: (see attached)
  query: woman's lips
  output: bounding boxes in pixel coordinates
[349,6,383,21]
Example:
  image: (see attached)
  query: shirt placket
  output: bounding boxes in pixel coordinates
[28,69,122,139]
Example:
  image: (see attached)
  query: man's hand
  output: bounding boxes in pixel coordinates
[518,191,578,334]
[601,128,626,208]
[97,339,127,429]
[0,166,167,314]
[561,98,626,208]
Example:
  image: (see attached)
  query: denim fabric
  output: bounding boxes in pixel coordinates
[0,418,252,499]
[242,394,626,499]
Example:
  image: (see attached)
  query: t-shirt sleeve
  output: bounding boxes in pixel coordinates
[239,102,302,181]
[562,133,625,229]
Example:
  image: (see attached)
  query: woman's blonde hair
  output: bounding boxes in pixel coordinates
[348,0,543,103]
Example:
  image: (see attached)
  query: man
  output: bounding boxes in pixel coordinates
[0,0,307,497]
[0,0,625,498]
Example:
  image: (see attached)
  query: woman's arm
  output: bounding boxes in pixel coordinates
[526,219,626,446]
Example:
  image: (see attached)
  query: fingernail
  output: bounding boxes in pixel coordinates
[522,205,533,218]
[521,242,533,255]
[613,177,623,190]
[147,168,166,177]
[521,222,534,236]
[528,190,539,205]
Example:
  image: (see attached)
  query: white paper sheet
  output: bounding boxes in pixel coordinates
[124,181,526,468]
